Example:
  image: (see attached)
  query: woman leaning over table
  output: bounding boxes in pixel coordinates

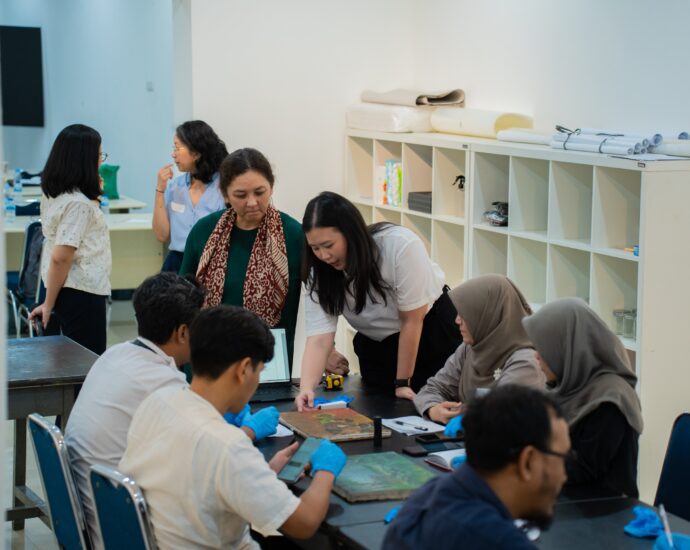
[522,298,643,498]
[179,148,308,367]
[295,192,462,410]
[153,120,227,273]
[29,124,112,354]
[414,274,545,424]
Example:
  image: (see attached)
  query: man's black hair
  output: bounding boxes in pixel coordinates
[132,273,205,344]
[463,385,564,472]
[190,305,275,380]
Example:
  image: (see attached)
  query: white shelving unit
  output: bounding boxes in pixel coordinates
[343,128,690,500]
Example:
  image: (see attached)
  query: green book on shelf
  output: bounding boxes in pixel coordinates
[333,451,437,503]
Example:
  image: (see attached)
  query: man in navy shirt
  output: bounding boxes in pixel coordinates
[383,385,571,549]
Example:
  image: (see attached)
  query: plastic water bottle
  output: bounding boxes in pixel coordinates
[5,193,16,222]
[13,168,22,194]
[100,194,110,216]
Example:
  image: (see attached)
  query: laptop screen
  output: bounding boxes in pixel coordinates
[260,329,290,383]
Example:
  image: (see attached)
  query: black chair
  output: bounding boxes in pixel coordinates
[7,220,45,337]
[15,199,41,216]
[654,413,690,521]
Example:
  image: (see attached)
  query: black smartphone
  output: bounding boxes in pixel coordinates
[402,444,429,457]
[32,318,44,337]
[415,432,464,444]
[277,437,321,485]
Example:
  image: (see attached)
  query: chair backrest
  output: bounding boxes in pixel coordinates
[18,220,45,304]
[89,464,158,550]
[27,413,90,550]
[654,413,690,521]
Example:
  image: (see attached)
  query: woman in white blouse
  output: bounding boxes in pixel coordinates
[30,124,112,354]
[296,192,461,409]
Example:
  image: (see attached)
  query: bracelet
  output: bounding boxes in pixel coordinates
[156,189,165,194]
[394,378,411,388]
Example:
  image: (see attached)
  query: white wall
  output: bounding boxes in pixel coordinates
[0,0,178,207]
[413,0,690,134]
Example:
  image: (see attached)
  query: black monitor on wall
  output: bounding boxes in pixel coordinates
[0,25,45,127]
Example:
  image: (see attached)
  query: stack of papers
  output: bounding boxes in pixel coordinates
[382,416,445,435]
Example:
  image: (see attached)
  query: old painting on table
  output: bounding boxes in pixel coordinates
[334,452,437,502]
[279,408,392,442]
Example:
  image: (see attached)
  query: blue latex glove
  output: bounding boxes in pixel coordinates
[310,440,347,478]
[624,506,663,538]
[654,533,690,549]
[451,454,467,469]
[444,414,464,437]
[242,406,279,441]
[384,506,401,524]
[313,395,354,407]
[223,404,251,427]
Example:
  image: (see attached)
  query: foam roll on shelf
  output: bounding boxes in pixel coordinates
[431,107,533,138]
[650,140,690,157]
[346,103,434,133]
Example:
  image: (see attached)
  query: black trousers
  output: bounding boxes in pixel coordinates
[353,288,462,393]
[45,287,108,355]
[161,250,184,273]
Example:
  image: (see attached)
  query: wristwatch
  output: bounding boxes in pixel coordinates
[394,378,411,388]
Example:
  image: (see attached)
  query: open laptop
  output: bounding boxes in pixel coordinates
[249,328,300,403]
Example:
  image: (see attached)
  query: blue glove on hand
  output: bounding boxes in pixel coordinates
[444,415,464,437]
[451,454,467,469]
[654,533,690,549]
[242,406,279,441]
[310,440,347,478]
[223,404,251,427]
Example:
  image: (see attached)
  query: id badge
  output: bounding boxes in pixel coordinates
[171,202,185,213]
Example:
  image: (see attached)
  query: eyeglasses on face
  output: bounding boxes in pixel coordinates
[99,152,109,162]
[535,446,577,463]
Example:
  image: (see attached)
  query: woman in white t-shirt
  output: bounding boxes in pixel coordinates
[296,192,461,409]
[29,124,112,354]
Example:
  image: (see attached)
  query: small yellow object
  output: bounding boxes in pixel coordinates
[324,373,344,391]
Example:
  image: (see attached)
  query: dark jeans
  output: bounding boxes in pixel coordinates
[45,287,107,354]
[161,250,184,273]
[353,288,462,393]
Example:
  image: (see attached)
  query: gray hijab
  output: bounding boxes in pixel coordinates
[522,298,643,434]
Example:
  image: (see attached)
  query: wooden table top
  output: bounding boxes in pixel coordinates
[7,336,98,388]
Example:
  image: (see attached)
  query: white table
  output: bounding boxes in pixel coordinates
[15,189,146,213]
[4,213,164,290]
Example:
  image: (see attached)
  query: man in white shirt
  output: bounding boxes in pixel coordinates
[63,272,205,548]
[120,305,347,549]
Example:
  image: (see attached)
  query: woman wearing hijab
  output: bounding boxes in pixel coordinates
[522,298,643,498]
[414,274,545,424]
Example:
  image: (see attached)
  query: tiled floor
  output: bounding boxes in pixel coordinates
[4,299,138,549]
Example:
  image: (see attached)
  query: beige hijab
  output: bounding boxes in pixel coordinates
[448,274,533,402]
[522,298,643,433]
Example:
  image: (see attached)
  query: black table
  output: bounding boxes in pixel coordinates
[258,376,690,549]
[6,336,98,530]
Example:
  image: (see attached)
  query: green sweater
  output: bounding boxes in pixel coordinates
[180,210,304,368]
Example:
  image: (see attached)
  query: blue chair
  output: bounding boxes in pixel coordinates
[7,220,45,337]
[654,413,690,522]
[27,413,91,550]
[89,464,158,550]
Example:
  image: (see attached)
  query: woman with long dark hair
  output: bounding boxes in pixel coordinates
[153,120,228,273]
[296,192,461,409]
[29,124,111,354]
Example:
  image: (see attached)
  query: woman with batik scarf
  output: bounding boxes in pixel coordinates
[179,148,306,368]
[522,298,643,498]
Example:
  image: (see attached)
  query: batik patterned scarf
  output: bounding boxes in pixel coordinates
[196,205,289,326]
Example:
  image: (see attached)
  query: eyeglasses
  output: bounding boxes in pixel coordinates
[172,145,187,153]
[99,152,109,162]
[536,447,577,463]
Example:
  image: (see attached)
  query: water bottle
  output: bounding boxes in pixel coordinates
[100,194,110,216]
[13,168,23,194]
[5,194,16,222]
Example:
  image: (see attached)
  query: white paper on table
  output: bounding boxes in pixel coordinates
[269,424,294,438]
[382,416,445,435]
[609,153,689,161]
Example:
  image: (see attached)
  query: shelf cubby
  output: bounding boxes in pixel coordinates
[472,228,508,277]
[402,144,432,212]
[432,220,465,288]
[549,161,593,246]
[590,253,638,338]
[433,147,467,220]
[592,167,641,252]
[473,152,509,230]
[402,212,432,255]
[354,202,373,225]
[508,236,547,305]
[509,157,549,239]
[346,136,373,201]
[547,244,591,302]
[373,206,401,225]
